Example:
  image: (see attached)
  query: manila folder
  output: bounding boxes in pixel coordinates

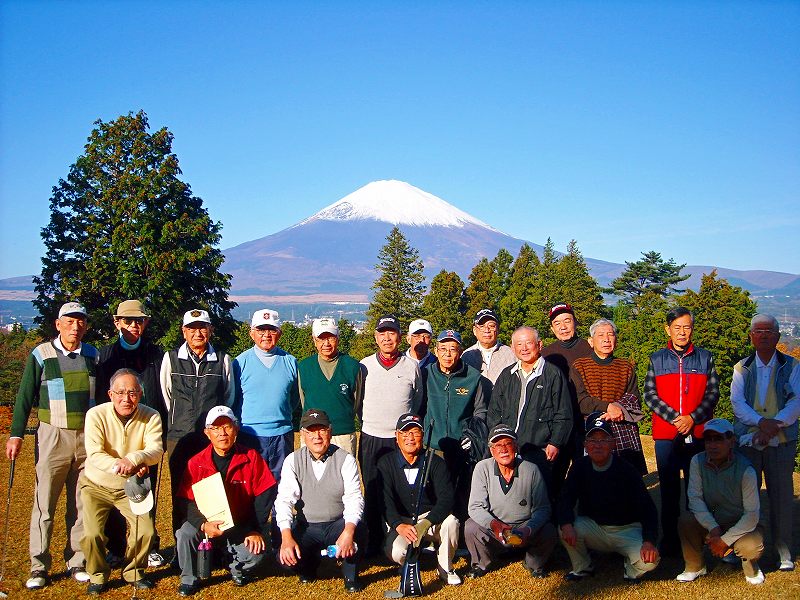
[191,472,234,531]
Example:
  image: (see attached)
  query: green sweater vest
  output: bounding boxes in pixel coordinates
[298,354,360,435]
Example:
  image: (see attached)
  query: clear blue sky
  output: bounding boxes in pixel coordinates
[1,1,798,280]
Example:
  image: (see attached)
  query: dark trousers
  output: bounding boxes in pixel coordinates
[464,518,557,572]
[654,437,703,547]
[292,518,367,581]
[357,433,396,553]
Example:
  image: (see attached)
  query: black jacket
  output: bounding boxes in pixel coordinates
[488,360,573,461]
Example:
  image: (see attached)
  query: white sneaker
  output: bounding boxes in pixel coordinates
[148,551,166,567]
[745,569,765,585]
[25,571,48,589]
[439,569,462,585]
[676,566,707,582]
[70,566,91,582]
[778,559,795,571]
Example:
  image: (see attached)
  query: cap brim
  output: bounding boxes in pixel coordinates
[489,434,516,443]
[129,491,154,516]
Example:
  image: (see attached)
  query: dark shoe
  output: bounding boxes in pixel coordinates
[467,566,486,579]
[529,568,547,579]
[231,573,254,587]
[106,552,124,569]
[344,578,362,593]
[564,569,594,582]
[623,574,642,584]
[298,572,316,584]
[25,570,49,589]
[87,582,108,595]
[178,583,199,596]
[131,577,155,589]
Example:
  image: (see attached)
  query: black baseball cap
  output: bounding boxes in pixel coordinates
[396,413,423,431]
[300,408,331,429]
[488,424,517,443]
[376,315,401,332]
[585,411,613,437]
[549,303,575,322]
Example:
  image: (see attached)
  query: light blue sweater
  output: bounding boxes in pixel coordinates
[234,346,299,437]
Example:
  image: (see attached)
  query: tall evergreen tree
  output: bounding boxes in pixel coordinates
[498,244,539,341]
[463,257,494,341]
[676,270,757,422]
[421,269,466,333]
[553,240,607,338]
[527,238,560,334]
[366,226,425,334]
[488,248,514,308]
[32,111,236,349]
[607,250,689,307]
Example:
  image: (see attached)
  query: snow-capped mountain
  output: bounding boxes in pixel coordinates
[297,180,497,230]
[222,180,618,300]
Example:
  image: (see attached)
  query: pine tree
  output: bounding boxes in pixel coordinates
[489,248,514,308]
[463,257,494,341]
[32,111,236,349]
[527,238,560,334]
[421,270,466,334]
[608,250,689,307]
[553,240,607,338]
[366,227,426,334]
[498,244,539,341]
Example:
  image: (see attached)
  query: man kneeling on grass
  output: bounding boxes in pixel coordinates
[174,406,277,596]
[557,411,660,583]
[464,424,556,579]
[676,418,765,585]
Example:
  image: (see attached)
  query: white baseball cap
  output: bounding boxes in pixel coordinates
[251,308,281,329]
[183,309,211,326]
[58,302,87,319]
[408,319,432,335]
[312,317,339,338]
[205,405,238,428]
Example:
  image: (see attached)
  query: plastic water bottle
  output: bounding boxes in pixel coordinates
[320,543,358,558]
[197,537,212,579]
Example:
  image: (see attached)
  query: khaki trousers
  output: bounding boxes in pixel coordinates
[30,422,86,572]
[678,512,764,577]
[80,475,154,584]
[389,512,460,573]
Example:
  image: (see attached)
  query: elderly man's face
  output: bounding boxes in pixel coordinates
[302,424,332,458]
[395,426,423,457]
[314,332,339,360]
[749,321,780,356]
[473,319,499,348]
[590,324,617,359]
[512,329,542,367]
[374,328,400,356]
[109,373,142,418]
[407,331,432,358]
[584,430,614,466]
[55,315,88,351]
[251,325,281,352]
[115,316,149,345]
[665,314,693,352]
[205,416,238,455]
[704,431,734,465]
[182,323,212,354]
[489,437,517,468]
[550,313,576,342]
[436,341,462,372]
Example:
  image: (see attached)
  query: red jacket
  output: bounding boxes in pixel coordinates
[178,443,276,526]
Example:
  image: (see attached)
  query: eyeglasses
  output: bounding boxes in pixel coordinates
[751,329,777,336]
[398,429,423,438]
[253,327,279,335]
[476,323,498,332]
[111,389,141,398]
[207,424,235,433]
[491,441,515,451]
[585,438,615,446]
[119,317,146,325]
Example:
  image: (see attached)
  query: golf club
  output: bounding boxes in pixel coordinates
[131,514,142,600]
[0,457,16,598]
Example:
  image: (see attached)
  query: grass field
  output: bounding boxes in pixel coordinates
[0,436,797,599]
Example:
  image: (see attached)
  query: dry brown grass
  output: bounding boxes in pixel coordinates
[0,437,797,599]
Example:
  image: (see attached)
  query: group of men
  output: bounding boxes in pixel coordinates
[5,297,798,594]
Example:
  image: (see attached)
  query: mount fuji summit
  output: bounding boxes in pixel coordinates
[222,180,617,302]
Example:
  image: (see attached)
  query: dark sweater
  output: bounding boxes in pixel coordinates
[378,448,455,529]
[557,455,658,544]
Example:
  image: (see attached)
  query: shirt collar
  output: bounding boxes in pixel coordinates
[511,356,544,377]
[395,448,421,468]
[755,352,777,369]
[53,336,82,356]
[178,342,218,362]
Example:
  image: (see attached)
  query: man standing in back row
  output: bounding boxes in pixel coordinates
[643,307,719,556]
[462,309,516,396]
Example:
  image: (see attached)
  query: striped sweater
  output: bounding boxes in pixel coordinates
[11,340,99,437]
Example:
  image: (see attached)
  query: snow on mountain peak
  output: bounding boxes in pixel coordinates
[299,180,496,229]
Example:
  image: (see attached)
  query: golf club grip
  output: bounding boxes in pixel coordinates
[8,458,14,490]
